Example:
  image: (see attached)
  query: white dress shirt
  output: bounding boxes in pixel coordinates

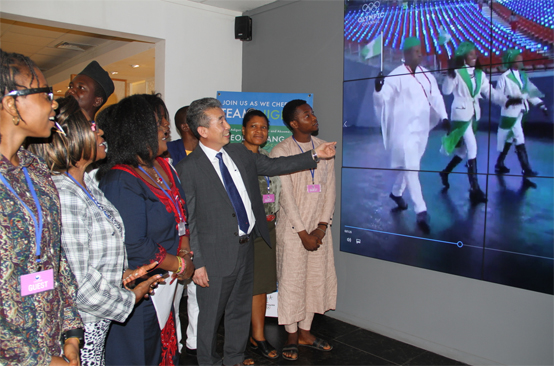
[199,142,255,235]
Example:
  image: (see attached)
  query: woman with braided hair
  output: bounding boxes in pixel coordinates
[439,42,521,204]
[0,49,83,365]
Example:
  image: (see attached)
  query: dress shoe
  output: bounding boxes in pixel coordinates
[416,211,430,234]
[389,193,408,210]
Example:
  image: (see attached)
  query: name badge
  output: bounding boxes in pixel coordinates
[178,222,187,236]
[263,194,275,203]
[21,269,54,297]
[307,184,321,193]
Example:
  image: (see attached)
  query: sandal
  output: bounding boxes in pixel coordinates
[298,337,333,352]
[250,339,279,359]
[281,344,299,361]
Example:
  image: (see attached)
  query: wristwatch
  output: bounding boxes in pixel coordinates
[61,328,84,349]
[311,149,320,163]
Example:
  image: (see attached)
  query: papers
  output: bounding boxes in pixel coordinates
[151,272,179,329]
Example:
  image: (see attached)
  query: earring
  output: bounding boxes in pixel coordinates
[12,116,20,126]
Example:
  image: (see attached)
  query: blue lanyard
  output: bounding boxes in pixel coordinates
[64,172,121,232]
[264,176,270,193]
[138,166,184,223]
[292,136,315,184]
[0,167,43,262]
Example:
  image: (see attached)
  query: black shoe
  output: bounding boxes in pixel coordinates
[440,155,463,189]
[522,168,538,177]
[494,163,510,174]
[515,144,538,177]
[495,143,511,174]
[250,339,279,360]
[389,193,408,210]
[469,188,488,204]
[186,347,197,356]
[416,211,430,234]
[467,159,487,204]
[439,171,450,189]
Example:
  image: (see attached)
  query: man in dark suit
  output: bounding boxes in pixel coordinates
[176,98,336,366]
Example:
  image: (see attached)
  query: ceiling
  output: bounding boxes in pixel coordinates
[185,0,278,13]
[1,0,277,97]
[1,18,156,97]
[0,19,137,72]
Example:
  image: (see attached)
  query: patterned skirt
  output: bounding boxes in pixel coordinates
[81,319,111,366]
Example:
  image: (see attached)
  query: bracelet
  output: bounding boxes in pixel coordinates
[318,222,328,228]
[311,149,320,163]
[315,227,326,235]
[176,256,186,275]
[61,328,84,349]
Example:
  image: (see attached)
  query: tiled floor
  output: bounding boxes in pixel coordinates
[178,302,466,366]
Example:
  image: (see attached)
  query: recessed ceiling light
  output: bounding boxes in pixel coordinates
[111,71,119,75]
[131,64,140,68]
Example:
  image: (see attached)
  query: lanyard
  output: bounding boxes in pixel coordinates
[138,166,184,223]
[264,176,271,193]
[405,64,432,106]
[0,167,43,262]
[292,136,315,184]
[64,172,122,232]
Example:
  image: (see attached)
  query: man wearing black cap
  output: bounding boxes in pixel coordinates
[66,61,115,119]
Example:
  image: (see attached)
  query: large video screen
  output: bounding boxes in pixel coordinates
[341,0,554,294]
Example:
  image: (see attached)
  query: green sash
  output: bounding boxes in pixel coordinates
[500,114,528,140]
[442,119,478,155]
[458,67,483,98]
[500,116,518,129]
[501,70,530,132]
[507,70,528,94]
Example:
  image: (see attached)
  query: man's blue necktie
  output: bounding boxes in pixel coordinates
[216,152,250,233]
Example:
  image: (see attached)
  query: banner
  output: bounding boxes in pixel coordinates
[217,91,314,152]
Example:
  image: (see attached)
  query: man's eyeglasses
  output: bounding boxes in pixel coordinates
[6,87,54,102]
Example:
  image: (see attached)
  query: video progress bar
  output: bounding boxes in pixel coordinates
[344,225,464,248]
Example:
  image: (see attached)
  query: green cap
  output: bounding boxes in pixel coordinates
[503,49,522,66]
[402,37,421,51]
[455,41,476,57]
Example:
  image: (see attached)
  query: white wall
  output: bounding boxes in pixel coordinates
[0,0,243,132]
[243,2,553,365]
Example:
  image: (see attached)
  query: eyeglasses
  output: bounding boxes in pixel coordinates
[6,87,54,101]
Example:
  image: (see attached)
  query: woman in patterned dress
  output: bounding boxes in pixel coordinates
[0,50,82,365]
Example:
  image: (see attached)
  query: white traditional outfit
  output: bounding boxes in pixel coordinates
[493,54,545,176]
[374,63,447,214]
[495,69,543,149]
[439,42,508,203]
[441,65,506,159]
[269,136,337,332]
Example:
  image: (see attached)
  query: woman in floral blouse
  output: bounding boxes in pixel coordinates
[0,50,83,365]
